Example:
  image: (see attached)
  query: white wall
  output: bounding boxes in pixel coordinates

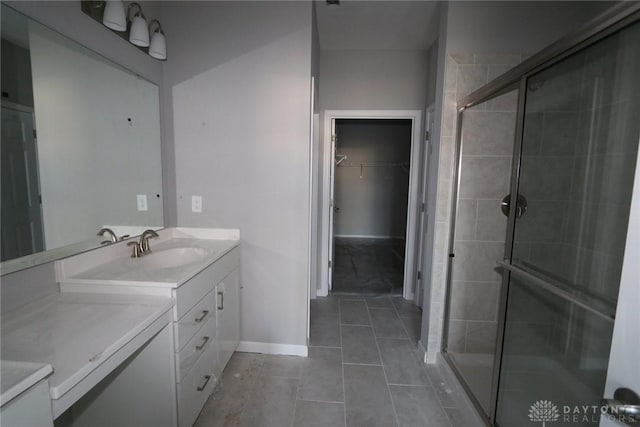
[425,42,439,107]
[334,120,412,238]
[162,1,313,349]
[446,1,613,54]
[320,50,428,111]
[310,7,321,300]
[30,24,163,250]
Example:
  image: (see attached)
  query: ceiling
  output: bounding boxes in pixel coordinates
[315,0,440,51]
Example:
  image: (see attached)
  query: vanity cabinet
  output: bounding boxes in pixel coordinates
[55,228,241,427]
[1,380,53,427]
[217,268,240,371]
[173,247,240,427]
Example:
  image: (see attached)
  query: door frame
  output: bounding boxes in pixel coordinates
[414,104,435,307]
[319,110,423,299]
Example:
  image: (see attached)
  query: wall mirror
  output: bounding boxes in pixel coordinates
[1,4,164,274]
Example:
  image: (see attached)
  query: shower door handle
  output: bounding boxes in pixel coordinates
[602,387,640,424]
[500,194,528,218]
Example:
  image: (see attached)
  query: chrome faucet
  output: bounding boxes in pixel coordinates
[127,229,159,258]
[139,229,159,254]
[97,228,118,244]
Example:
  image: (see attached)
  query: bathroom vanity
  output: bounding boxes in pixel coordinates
[1,227,241,427]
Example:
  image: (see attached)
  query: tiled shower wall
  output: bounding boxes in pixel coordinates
[447,89,517,355]
[426,53,525,362]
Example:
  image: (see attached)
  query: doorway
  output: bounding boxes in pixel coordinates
[1,103,44,260]
[331,118,412,295]
[320,110,422,299]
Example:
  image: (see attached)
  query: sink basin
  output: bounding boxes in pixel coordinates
[134,247,210,269]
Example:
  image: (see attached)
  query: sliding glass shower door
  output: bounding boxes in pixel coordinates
[496,19,640,427]
[442,9,640,427]
[443,88,518,414]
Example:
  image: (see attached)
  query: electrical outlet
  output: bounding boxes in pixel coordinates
[192,196,202,213]
[137,194,148,211]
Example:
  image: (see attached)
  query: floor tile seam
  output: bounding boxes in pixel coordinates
[291,360,303,427]
[341,322,382,366]
[365,299,401,427]
[338,295,348,427]
[308,345,342,349]
[342,362,384,367]
[296,398,345,405]
[340,322,371,327]
[340,323,374,329]
[386,301,433,388]
[386,383,434,388]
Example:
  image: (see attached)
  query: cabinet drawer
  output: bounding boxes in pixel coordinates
[175,246,240,319]
[178,341,217,427]
[176,315,216,382]
[175,290,216,352]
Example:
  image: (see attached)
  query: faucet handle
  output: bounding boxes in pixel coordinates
[127,241,142,258]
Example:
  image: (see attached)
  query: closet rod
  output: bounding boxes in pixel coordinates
[338,161,409,168]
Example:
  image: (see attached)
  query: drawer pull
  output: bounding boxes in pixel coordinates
[218,291,224,310]
[197,375,212,391]
[195,310,209,323]
[196,336,210,351]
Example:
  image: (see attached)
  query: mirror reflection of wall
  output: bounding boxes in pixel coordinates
[0,5,163,268]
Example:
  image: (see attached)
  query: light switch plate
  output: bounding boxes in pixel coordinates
[192,196,202,213]
[137,194,148,211]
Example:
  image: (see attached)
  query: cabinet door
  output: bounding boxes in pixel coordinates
[1,381,53,427]
[217,269,240,372]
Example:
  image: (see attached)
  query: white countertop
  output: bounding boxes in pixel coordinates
[0,360,53,407]
[0,292,174,400]
[57,228,240,288]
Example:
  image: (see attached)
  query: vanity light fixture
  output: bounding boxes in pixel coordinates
[102,0,126,31]
[81,1,167,60]
[127,3,149,47]
[148,20,166,60]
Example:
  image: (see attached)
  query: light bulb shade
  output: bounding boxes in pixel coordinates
[102,1,126,32]
[149,31,166,60]
[129,15,149,47]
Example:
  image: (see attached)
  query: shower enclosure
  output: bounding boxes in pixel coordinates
[441,4,640,426]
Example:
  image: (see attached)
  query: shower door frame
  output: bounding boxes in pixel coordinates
[440,3,640,426]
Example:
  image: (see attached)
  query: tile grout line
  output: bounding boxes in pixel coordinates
[365,298,401,427]
[339,300,348,427]
[290,359,302,427]
[390,298,455,427]
[296,398,345,405]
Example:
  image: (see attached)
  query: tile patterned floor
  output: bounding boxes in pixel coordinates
[333,238,405,294]
[195,295,473,427]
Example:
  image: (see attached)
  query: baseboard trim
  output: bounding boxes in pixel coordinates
[237,341,308,357]
[417,340,428,363]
